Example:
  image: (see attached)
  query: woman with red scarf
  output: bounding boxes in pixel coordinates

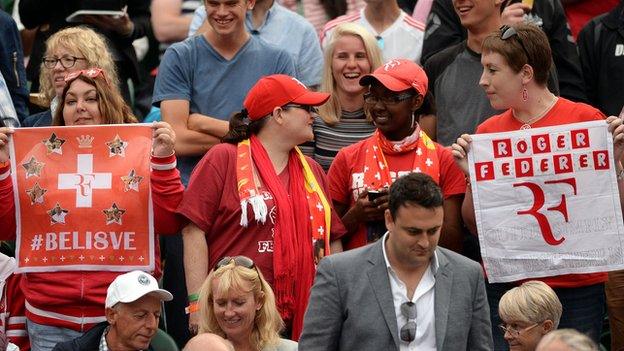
[327,59,466,251]
[177,75,346,341]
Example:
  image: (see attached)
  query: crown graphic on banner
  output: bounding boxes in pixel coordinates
[76,135,94,148]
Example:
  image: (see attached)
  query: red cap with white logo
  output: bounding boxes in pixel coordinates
[359,59,428,96]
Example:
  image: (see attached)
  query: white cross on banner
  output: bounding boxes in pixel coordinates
[58,154,112,207]
[467,121,624,283]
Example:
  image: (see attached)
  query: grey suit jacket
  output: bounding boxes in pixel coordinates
[299,240,493,350]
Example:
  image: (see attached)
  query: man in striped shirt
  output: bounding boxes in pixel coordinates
[319,0,426,63]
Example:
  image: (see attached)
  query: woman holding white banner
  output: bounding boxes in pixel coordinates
[451,23,624,350]
[0,69,185,351]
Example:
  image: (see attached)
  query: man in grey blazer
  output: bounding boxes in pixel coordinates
[299,173,493,350]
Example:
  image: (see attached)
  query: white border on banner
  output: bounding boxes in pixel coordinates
[467,120,624,283]
[11,123,155,274]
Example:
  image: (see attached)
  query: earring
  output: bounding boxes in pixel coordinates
[522,86,528,102]
[410,112,415,128]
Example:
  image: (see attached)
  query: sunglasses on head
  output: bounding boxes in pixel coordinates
[216,255,256,270]
[64,68,108,84]
[499,25,531,64]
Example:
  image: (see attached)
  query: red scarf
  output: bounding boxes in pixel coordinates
[362,127,440,190]
[236,135,331,339]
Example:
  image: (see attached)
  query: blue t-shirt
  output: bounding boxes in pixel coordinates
[152,34,296,182]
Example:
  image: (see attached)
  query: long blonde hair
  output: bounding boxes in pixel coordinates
[198,261,283,350]
[40,26,119,105]
[318,23,383,126]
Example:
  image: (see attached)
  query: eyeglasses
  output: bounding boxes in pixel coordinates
[363,92,415,106]
[500,25,531,64]
[43,56,86,69]
[400,301,417,342]
[283,104,318,114]
[498,323,538,337]
[64,68,108,84]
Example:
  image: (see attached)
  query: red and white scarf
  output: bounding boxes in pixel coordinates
[236,135,331,339]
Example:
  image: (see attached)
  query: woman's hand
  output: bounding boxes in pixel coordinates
[607,116,624,164]
[451,134,473,176]
[501,2,531,26]
[350,188,388,222]
[0,127,14,163]
[151,121,176,157]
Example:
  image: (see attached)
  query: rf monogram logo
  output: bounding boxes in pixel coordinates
[513,178,577,246]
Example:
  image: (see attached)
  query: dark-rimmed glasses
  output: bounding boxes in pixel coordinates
[500,25,531,63]
[43,56,86,69]
[498,323,538,337]
[283,104,318,114]
[400,301,417,342]
[363,92,415,106]
[64,68,108,84]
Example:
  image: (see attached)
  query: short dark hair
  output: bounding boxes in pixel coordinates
[388,173,444,219]
[482,23,552,86]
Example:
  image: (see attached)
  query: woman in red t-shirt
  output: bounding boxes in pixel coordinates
[178,75,346,340]
[327,58,466,251]
[451,23,624,348]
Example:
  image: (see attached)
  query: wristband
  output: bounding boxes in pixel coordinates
[188,293,199,302]
[185,301,199,314]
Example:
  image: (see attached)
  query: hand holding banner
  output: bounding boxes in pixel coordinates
[468,121,624,282]
[9,124,154,273]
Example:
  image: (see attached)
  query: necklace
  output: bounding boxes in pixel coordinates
[514,96,558,130]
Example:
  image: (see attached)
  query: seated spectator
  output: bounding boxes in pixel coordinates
[422,0,586,103]
[300,22,383,171]
[578,7,624,347]
[177,75,346,340]
[451,23,623,350]
[18,0,150,106]
[0,253,28,350]
[184,333,234,351]
[499,281,562,351]
[0,68,184,351]
[536,329,599,351]
[187,0,323,87]
[320,0,425,62]
[52,270,173,351]
[21,26,119,127]
[197,256,298,351]
[327,58,465,252]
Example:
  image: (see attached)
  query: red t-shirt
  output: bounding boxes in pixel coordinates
[476,97,608,288]
[563,0,619,39]
[177,143,346,286]
[327,137,466,249]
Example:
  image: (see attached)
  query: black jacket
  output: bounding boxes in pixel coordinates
[0,9,28,124]
[421,0,588,103]
[52,322,156,351]
[577,1,624,116]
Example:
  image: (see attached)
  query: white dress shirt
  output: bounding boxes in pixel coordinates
[382,233,438,351]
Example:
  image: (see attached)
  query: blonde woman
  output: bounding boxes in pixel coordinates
[198,256,298,351]
[536,329,599,351]
[499,281,562,351]
[303,23,383,171]
[23,26,119,127]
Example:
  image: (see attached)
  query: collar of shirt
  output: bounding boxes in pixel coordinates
[99,326,110,351]
[245,0,279,33]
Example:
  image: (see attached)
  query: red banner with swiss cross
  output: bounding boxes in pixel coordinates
[8,125,154,273]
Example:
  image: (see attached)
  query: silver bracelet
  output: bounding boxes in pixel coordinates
[617,168,624,181]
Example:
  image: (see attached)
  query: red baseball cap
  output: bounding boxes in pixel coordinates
[359,59,428,96]
[244,75,330,121]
